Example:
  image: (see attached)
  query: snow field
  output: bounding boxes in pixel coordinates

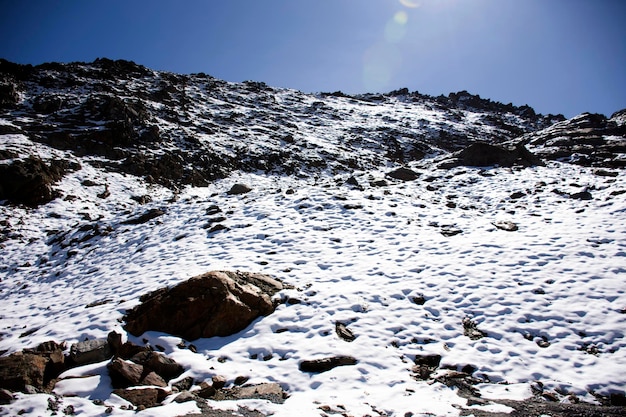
[1,155,625,416]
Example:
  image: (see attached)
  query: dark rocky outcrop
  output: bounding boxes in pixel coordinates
[298,356,358,373]
[522,111,626,168]
[0,157,80,206]
[123,271,285,340]
[439,142,543,169]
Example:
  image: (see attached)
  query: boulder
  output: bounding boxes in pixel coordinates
[124,271,285,340]
[440,142,543,168]
[0,352,47,392]
[387,167,420,181]
[69,338,111,366]
[112,387,168,408]
[227,183,252,195]
[107,358,167,388]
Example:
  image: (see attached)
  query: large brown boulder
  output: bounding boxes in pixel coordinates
[0,352,47,392]
[123,271,285,341]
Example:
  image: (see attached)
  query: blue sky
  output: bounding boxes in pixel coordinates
[1,0,624,118]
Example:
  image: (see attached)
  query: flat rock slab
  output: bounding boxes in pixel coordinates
[299,356,358,373]
[124,271,285,341]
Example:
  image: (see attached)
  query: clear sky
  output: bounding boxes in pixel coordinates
[1,0,624,118]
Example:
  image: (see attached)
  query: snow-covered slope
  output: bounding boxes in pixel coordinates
[1,59,625,416]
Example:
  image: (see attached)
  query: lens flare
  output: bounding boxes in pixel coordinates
[399,0,420,8]
[394,10,408,25]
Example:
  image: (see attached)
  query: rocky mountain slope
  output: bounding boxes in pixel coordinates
[1,59,625,417]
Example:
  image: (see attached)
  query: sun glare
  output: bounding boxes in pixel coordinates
[399,0,420,8]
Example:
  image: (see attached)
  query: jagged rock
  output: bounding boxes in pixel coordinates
[387,167,420,181]
[494,221,519,231]
[107,358,167,388]
[0,156,80,206]
[299,356,358,373]
[0,352,47,392]
[123,271,285,340]
[227,183,252,195]
[69,338,111,366]
[335,322,356,342]
[112,387,168,408]
[462,317,487,340]
[412,354,442,380]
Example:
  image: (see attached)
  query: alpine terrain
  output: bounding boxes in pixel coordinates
[1,58,625,417]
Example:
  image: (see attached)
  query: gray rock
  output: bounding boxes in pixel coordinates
[69,339,112,366]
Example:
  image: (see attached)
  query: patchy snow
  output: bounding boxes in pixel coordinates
[1,135,625,415]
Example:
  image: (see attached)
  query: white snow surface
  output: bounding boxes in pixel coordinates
[1,134,626,416]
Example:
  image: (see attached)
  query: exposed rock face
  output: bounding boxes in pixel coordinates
[123,271,285,340]
[522,111,626,167]
[440,142,543,168]
[112,387,168,408]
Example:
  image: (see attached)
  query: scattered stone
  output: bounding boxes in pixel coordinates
[494,220,519,231]
[509,191,526,199]
[462,317,487,340]
[412,354,442,380]
[172,376,194,392]
[196,381,216,399]
[173,390,197,403]
[299,356,358,373]
[440,225,463,237]
[124,271,285,340]
[335,322,356,342]
[387,167,419,181]
[122,208,165,225]
[206,204,222,215]
[227,183,252,195]
[211,375,227,389]
[411,294,426,305]
[570,190,593,200]
[69,339,112,366]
